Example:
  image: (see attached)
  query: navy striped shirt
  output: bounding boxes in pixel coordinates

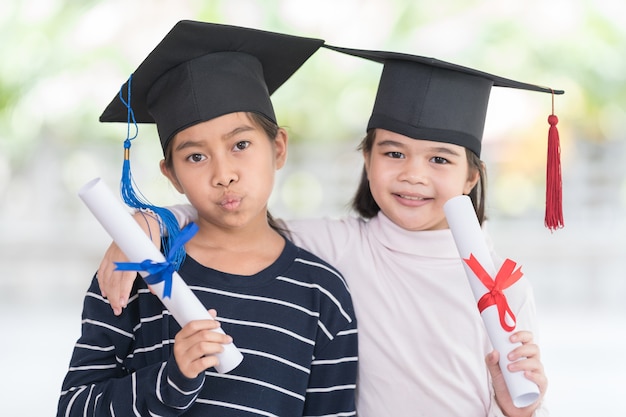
[57,239,358,416]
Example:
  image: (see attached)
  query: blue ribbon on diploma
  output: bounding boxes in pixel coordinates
[114,222,199,298]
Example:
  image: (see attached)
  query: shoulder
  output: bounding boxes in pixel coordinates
[285,216,365,237]
[287,243,349,289]
[287,244,357,330]
[281,240,352,304]
[281,216,368,265]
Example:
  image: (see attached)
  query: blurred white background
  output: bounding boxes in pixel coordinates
[1,0,625,415]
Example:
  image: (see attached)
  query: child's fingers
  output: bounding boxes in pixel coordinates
[510,330,534,344]
[507,355,543,373]
[506,332,549,399]
[174,320,233,378]
[178,319,222,336]
[509,356,548,396]
[485,350,502,378]
[96,253,114,299]
[508,338,541,363]
[177,320,233,348]
[97,243,132,315]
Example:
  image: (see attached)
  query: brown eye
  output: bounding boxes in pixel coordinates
[234,141,250,151]
[187,153,206,162]
[386,151,404,159]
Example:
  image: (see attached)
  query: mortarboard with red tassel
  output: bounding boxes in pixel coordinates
[323,44,564,230]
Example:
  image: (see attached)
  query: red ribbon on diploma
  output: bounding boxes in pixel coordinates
[463,255,524,332]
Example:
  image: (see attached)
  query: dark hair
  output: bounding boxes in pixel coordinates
[163,112,287,233]
[350,129,487,225]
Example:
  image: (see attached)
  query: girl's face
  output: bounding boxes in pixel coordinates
[364,129,479,231]
[161,112,287,232]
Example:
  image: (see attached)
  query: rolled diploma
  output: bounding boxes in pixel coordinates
[443,195,539,408]
[78,177,243,374]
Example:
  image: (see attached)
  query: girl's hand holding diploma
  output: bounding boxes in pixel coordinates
[174,310,234,379]
[487,330,547,417]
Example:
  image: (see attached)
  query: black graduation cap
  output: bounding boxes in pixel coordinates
[323,44,565,230]
[323,44,564,158]
[97,21,324,268]
[100,20,324,150]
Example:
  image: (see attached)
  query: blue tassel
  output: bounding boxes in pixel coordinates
[114,223,199,298]
[118,75,186,270]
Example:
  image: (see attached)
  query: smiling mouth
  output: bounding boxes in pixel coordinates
[397,194,430,201]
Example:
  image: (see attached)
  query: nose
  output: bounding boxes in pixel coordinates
[211,158,238,187]
[398,160,427,184]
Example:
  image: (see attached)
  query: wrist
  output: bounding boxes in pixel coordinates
[133,209,162,245]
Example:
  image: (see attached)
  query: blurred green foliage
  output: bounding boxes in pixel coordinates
[0,0,624,214]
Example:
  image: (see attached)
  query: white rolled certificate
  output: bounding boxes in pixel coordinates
[78,177,243,374]
[443,195,539,408]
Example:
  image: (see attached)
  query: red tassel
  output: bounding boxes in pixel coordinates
[545,92,563,231]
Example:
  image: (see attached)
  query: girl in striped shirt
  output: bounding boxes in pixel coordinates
[57,21,357,417]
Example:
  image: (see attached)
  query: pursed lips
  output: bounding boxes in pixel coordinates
[219,194,242,210]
